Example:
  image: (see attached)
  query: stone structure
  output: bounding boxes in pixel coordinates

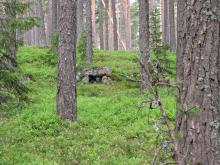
[82,67,112,84]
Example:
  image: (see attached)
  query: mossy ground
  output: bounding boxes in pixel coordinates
[0,46,176,165]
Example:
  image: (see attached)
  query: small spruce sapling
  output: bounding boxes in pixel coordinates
[149,9,174,83]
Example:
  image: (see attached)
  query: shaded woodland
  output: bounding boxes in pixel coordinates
[1,0,220,164]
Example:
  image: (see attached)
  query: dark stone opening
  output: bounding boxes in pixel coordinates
[88,75,103,83]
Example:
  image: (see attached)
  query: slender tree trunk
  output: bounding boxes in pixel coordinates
[175,1,220,164]
[149,0,156,11]
[25,10,32,45]
[126,0,132,50]
[111,0,118,50]
[91,0,97,48]
[37,0,47,47]
[104,0,109,50]
[85,0,93,62]
[162,0,169,43]
[99,0,104,49]
[33,0,39,45]
[108,0,114,50]
[139,0,149,91]
[168,0,176,51]
[47,0,53,44]
[119,0,127,50]
[51,0,57,36]
[57,0,77,121]
[77,0,84,39]
[29,7,35,44]
[160,0,164,33]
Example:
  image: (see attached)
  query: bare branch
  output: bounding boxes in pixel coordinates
[137,50,182,164]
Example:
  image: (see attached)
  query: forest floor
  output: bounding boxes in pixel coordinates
[0,46,176,165]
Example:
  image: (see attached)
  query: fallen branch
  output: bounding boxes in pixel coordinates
[162,162,178,165]
[118,72,141,82]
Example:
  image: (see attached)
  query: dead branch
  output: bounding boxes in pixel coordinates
[119,72,141,82]
[138,53,182,165]
[152,145,159,165]
[162,162,178,165]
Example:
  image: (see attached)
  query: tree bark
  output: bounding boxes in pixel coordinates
[99,0,104,49]
[36,0,47,47]
[168,0,176,51]
[126,0,132,50]
[104,0,109,50]
[149,0,156,11]
[175,1,220,164]
[108,0,114,50]
[57,0,77,121]
[119,0,127,50]
[160,0,164,34]
[85,0,93,62]
[139,0,149,91]
[33,0,39,45]
[162,0,169,44]
[76,0,84,39]
[52,0,58,35]
[111,0,118,50]
[47,0,53,45]
[91,0,97,48]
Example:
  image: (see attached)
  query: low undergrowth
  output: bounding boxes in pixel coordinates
[0,46,176,165]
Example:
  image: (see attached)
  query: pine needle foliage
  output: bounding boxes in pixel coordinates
[149,8,174,81]
[0,0,39,110]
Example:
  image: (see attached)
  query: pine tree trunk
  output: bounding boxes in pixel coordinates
[30,7,35,44]
[77,0,84,39]
[175,1,220,164]
[119,0,127,50]
[126,0,132,50]
[168,0,176,51]
[149,0,156,11]
[85,0,93,62]
[47,0,53,45]
[37,0,47,47]
[92,0,97,48]
[104,0,109,50]
[160,0,164,34]
[139,0,149,91]
[52,0,57,35]
[99,0,104,49]
[162,0,169,43]
[108,0,114,50]
[25,10,32,45]
[111,0,118,50]
[57,0,77,121]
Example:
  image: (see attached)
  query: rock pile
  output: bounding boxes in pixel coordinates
[82,67,112,84]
